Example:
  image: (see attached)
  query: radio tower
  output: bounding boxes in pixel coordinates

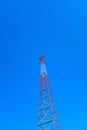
[37,56,62,130]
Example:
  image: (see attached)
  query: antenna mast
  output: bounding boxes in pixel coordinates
[37,56,62,130]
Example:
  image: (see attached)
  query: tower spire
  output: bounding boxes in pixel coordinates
[37,56,62,130]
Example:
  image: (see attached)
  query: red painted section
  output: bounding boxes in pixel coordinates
[39,56,45,63]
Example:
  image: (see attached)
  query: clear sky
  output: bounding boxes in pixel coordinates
[0,0,87,130]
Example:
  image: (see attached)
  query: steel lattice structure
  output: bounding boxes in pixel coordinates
[37,56,62,130]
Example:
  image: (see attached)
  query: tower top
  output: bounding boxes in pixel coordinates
[39,56,45,63]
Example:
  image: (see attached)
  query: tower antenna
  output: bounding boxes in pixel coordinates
[37,56,62,130]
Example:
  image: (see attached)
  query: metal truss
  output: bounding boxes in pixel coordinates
[37,56,62,130]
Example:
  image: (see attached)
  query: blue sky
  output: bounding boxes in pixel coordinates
[0,0,87,130]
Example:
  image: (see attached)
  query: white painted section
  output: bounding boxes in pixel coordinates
[40,63,48,77]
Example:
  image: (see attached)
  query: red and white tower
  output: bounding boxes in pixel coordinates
[37,56,62,130]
